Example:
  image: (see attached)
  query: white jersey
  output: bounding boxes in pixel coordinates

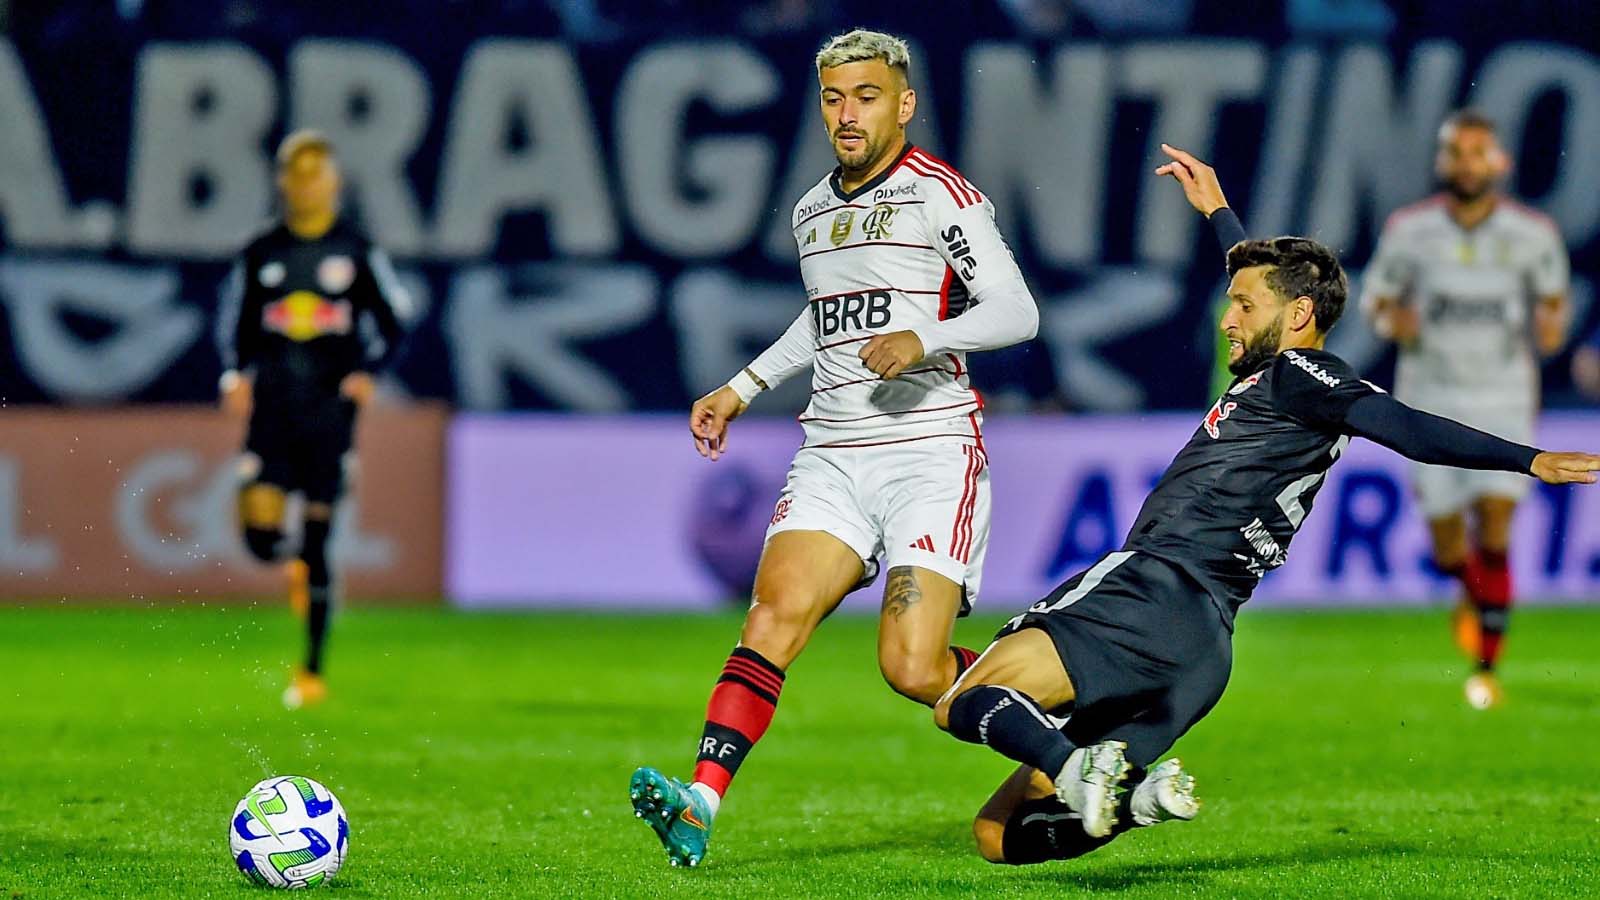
[745,144,1038,449]
[1361,195,1569,410]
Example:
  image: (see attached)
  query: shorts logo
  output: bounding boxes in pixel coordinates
[862,203,896,240]
[909,534,936,552]
[257,262,286,288]
[317,256,356,294]
[830,211,855,246]
[1202,399,1238,439]
[770,497,792,526]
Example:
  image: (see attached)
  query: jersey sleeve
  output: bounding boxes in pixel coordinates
[1525,220,1570,298]
[1270,349,1384,430]
[216,251,262,375]
[745,306,816,392]
[910,186,1039,357]
[351,246,413,371]
[1358,217,1417,313]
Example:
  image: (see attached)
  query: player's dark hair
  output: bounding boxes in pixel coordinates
[1226,237,1348,333]
[1441,108,1497,137]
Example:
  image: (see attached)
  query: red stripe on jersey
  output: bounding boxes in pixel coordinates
[810,367,956,395]
[815,335,874,351]
[810,433,984,450]
[904,157,972,209]
[797,400,980,425]
[808,286,940,304]
[909,150,981,206]
[937,266,954,320]
[799,241,936,261]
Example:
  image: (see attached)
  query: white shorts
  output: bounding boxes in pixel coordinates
[765,440,990,612]
[1406,400,1535,519]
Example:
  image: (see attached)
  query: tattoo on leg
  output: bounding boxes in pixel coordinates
[883,566,923,619]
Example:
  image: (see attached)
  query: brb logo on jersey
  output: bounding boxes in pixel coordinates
[812,290,891,337]
[941,225,978,279]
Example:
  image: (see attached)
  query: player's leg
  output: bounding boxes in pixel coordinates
[1416,463,1478,657]
[237,460,291,565]
[283,425,352,710]
[631,526,866,867]
[874,442,991,705]
[1462,492,1518,707]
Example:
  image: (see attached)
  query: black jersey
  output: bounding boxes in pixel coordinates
[1124,348,1386,625]
[217,218,409,409]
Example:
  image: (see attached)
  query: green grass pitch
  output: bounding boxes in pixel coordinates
[2,604,1598,898]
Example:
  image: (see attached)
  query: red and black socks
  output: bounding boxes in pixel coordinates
[692,647,786,801]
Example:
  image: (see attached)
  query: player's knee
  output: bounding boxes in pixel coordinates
[237,483,287,531]
[879,652,948,706]
[740,592,816,667]
[973,816,1008,864]
[243,527,284,562]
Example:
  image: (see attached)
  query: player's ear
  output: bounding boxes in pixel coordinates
[1488,144,1512,178]
[1292,296,1316,332]
[899,87,916,127]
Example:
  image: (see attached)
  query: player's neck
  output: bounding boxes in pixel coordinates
[1278,332,1325,354]
[285,209,338,240]
[838,136,907,194]
[1446,193,1497,231]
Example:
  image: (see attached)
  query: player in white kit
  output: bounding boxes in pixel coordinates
[629,29,1039,867]
[1362,110,1570,708]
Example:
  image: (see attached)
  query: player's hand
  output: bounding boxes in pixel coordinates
[220,371,253,419]
[1375,302,1421,347]
[1530,451,1600,485]
[1153,144,1230,216]
[1573,347,1600,399]
[340,372,376,406]
[859,330,925,379]
[1533,300,1567,357]
[689,385,747,461]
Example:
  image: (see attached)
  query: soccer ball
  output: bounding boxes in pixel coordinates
[229,775,348,888]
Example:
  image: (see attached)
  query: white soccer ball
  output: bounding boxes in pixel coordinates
[229,775,349,889]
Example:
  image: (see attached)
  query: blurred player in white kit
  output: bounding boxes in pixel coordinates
[1363,109,1570,708]
[628,28,1039,867]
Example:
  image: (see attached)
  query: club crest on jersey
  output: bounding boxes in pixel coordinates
[830,210,855,246]
[1202,398,1238,439]
[862,203,896,240]
[317,256,356,294]
[257,262,286,288]
[1227,371,1263,395]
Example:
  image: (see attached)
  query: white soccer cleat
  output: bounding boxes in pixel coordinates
[1054,740,1131,838]
[1131,758,1199,826]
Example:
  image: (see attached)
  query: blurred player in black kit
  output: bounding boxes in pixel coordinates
[217,131,411,709]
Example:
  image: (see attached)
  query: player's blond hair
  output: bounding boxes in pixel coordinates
[276,129,336,169]
[815,29,911,82]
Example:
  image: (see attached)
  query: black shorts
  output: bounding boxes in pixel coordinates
[997,550,1232,768]
[244,401,356,505]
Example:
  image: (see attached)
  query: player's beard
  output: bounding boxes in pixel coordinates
[832,128,880,174]
[1442,175,1492,204]
[1228,313,1285,376]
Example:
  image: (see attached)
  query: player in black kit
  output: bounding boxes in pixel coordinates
[217,131,411,709]
[928,144,1600,863]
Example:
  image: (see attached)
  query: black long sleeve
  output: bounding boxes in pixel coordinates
[1342,393,1539,474]
[1208,207,1248,261]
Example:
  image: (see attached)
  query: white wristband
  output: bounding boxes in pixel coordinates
[727,369,764,405]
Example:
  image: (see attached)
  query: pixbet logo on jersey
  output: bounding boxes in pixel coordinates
[812,290,891,337]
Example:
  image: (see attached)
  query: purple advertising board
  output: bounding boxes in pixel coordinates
[446,413,1600,610]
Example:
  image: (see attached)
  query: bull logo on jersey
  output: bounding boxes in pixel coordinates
[262,290,354,342]
[1202,399,1238,439]
[830,210,855,246]
[1227,371,1263,395]
[862,204,896,240]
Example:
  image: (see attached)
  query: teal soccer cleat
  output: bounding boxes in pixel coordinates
[629,766,714,868]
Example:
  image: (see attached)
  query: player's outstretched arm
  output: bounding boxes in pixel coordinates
[1341,392,1599,484]
[690,308,816,459]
